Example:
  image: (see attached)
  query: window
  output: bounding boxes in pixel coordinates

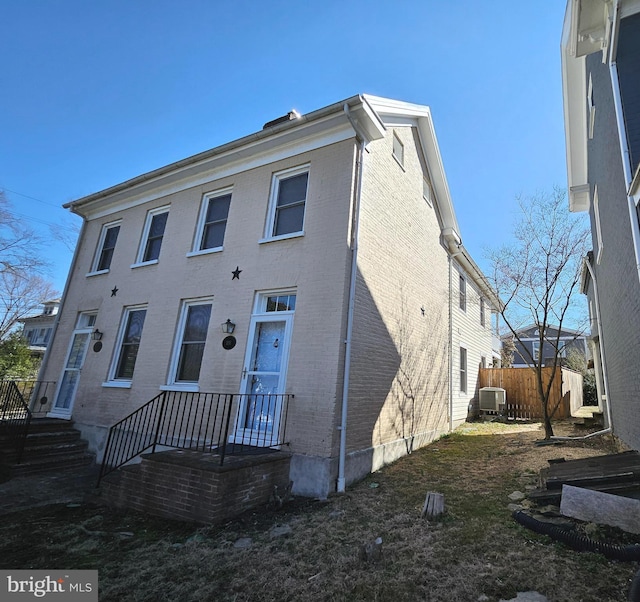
[588,73,596,140]
[480,298,485,327]
[532,340,540,361]
[423,177,433,206]
[459,347,467,393]
[91,222,121,273]
[266,294,296,312]
[111,307,147,381]
[392,132,404,167]
[169,300,212,385]
[459,274,467,311]
[135,206,169,265]
[264,165,309,240]
[191,189,231,253]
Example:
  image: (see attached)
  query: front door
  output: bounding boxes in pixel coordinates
[235,299,294,445]
[51,314,95,418]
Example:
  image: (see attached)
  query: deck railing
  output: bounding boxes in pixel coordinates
[98,390,292,485]
[0,381,33,464]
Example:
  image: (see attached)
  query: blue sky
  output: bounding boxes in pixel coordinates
[1,0,569,294]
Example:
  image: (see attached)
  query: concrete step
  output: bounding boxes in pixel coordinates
[10,452,95,477]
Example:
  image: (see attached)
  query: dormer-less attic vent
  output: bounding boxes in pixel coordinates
[263,110,301,130]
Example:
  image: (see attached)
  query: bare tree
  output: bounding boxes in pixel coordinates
[0,191,58,338]
[487,189,589,438]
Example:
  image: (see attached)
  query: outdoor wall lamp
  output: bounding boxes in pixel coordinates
[92,328,104,341]
[221,319,236,334]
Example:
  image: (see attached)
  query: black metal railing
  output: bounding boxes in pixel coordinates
[0,381,33,464]
[98,391,292,485]
[14,380,57,417]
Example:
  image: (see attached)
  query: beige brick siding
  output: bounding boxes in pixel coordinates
[348,127,451,454]
[42,139,357,461]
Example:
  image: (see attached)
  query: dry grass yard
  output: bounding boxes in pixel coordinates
[1,420,637,601]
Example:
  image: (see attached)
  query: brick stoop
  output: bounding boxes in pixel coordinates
[0,418,94,478]
[98,448,292,524]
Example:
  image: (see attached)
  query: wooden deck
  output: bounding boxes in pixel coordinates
[529,450,640,504]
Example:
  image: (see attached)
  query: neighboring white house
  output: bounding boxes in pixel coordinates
[39,95,500,498]
[20,299,61,356]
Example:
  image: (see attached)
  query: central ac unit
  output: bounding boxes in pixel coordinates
[479,387,506,412]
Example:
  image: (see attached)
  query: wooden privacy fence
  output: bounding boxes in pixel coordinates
[478,367,583,420]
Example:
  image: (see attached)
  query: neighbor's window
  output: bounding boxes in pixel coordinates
[459,347,467,393]
[91,221,121,273]
[532,340,540,361]
[192,189,231,253]
[459,274,467,311]
[392,132,404,167]
[170,300,212,384]
[112,306,147,380]
[135,206,169,265]
[265,165,309,239]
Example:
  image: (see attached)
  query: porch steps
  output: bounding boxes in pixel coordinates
[0,418,94,478]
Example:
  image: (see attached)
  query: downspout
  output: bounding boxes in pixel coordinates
[609,0,640,283]
[337,104,366,493]
[34,216,87,412]
[552,257,612,440]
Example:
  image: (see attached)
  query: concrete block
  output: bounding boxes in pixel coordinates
[560,484,640,534]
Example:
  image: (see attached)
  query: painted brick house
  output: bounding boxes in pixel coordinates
[39,95,499,499]
[562,0,640,450]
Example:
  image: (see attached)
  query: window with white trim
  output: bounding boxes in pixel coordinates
[423,177,433,207]
[588,73,596,140]
[264,165,309,240]
[110,306,147,381]
[134,206,169,266]
[169,299,212,384]
[392,132,404,167]
[459,347,467,393]
[90,221,121,273]
[532,340,540,361]
[459,274,467,311]
[192,189,231,253]
[480,297,485,327]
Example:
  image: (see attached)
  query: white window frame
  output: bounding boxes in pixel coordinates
[88,220,121,276]
[588,73,596,140]
[104,305,148,388]
[459,346,467,393]
[132,205,170,268]
[480,297,485,327]
[532,340,540,362]
[459,273,467,312]
[423,177,433,207]
[392,132,404,168]
[187,187,232,257]
[261,164,309,243]
[163,297,213,392]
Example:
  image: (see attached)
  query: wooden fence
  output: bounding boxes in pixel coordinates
[478,367,583,420]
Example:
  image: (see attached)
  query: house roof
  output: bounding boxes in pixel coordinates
[63,94,499,308]
[501,323,587,340]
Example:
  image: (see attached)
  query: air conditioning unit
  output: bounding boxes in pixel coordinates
[479,387,506,412]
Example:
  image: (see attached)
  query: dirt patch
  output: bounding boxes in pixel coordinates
[0,420,636,601]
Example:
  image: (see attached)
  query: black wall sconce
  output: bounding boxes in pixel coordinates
[221,319,236,334]
[92,328,104,341]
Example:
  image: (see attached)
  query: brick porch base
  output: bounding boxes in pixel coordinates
[99,448,291,524]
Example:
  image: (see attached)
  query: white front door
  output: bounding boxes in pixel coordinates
[235,294,295,446]
[51,314,95,418]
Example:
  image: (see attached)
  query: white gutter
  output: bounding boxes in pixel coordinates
[609,0,640,284]
[337,104,367,493]
[552,256,612,441]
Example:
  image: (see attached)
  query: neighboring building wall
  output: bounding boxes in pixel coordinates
[585,48,640,448]
[40,139,357,481]
[345,125,452,483]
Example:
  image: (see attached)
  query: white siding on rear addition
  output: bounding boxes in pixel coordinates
[450,261,493,426]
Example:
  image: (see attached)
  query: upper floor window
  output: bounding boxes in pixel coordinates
[191,189,232,254]
[110,306,147,382]
[459,274,467,311]
[392,133,404,167]
[480,297,485,327]
[423,177,433,207]
[90,221,121,274]
[134,206,169,266]
[588,73,596,140]
[264,165,309,240]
